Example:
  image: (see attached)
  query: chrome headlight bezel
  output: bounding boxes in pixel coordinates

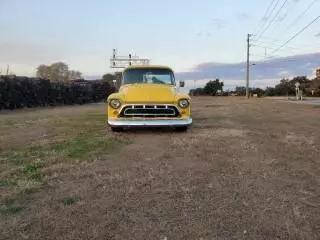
[109,99,121,109]
[178,99,190,108]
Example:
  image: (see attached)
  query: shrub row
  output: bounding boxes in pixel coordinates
[0,76,115,110]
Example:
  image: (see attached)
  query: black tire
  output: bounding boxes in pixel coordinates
[111,127,123,132]
[175,126,188,132]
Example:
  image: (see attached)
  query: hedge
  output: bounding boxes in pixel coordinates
[0,76,115,110]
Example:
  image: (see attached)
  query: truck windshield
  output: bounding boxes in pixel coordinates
[123,69,175,85]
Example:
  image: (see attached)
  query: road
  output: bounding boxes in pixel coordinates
[266,96,320,105]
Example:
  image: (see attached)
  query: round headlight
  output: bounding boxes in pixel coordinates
[109,99,121,109]
[178,99,189,108]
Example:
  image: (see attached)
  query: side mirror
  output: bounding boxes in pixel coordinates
[179,81,185,88]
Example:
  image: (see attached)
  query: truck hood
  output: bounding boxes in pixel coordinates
[120,84,176,103]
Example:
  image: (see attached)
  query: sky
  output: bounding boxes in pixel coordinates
[0,0,319,86]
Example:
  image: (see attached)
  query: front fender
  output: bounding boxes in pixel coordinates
[106,92,126,119]
[174,93,191,102]
[174,93,191,118]
[107,92,125,103]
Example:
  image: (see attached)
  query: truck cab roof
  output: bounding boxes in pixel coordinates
[124,65,174,72]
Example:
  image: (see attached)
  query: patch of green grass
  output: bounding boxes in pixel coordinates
[3,133,124,167]
[23,162,43,181]
[52,134,124,160]
[0,198,24,216]
[0,133,127,197]
[61,196,80,206]
[0,205,24,215]
[5,145,45,165]
[0,111,131,207]
[0,179,17,187]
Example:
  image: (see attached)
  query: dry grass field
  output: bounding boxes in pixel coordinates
[1,97,320,239]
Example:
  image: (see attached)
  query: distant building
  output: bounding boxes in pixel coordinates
[317,68,320,79]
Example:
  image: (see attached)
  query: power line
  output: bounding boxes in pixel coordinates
[270,15,320,55]
[253,0,277,35]
[252,43,297,51]
[256,0,289,41]
[252,40,297,49]
[255,0,281,38]
[253,38,319,50]
[251,42,319,57]
[264,0,302,38]
[250,53,283,60]
[286,0,319,31]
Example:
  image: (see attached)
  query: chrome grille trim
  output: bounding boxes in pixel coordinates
[119,104,180,118]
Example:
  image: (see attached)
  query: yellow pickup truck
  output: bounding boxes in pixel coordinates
[107,65,192,131]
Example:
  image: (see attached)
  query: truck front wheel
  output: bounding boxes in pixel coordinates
[111,127,123,132]
[175,126,188,132]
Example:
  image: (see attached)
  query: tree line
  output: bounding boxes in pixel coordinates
[263,76,320,97]
[0,62,117,111]
[0,76,115,111]
[36,62,82,82]
[189,76,320,97]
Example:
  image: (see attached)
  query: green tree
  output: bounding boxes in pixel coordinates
[68,70,82,80]
[251,88,265,96]
[274,78,291,96]
[102,73,115,82]
[265,87,276,96]
[235,86,246,96]
[36,62,82,82]
[49,62,69,82]
[36,65,50,79]
[204,79,224,96]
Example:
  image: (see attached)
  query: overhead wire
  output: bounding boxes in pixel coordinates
[255,0,289,41]
[253,38,320,51]
[269,15,320,55]
[249,0,320,86]
[254,0,281,39]
[253,0,277,36]
[286,0,319,31]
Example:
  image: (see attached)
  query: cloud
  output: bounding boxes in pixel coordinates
[176,52,320,89]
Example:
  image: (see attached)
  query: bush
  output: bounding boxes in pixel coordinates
[0,76,115,111]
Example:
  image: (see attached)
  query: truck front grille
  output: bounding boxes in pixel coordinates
[120,105,180,118]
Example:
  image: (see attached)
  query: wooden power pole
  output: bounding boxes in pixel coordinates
[246,34,252,99]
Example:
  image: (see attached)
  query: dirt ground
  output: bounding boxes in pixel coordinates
[1,97,320,240]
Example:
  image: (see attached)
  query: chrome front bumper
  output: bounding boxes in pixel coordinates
[108,118,192,127]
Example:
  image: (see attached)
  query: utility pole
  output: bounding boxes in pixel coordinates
[246,34,252,99]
